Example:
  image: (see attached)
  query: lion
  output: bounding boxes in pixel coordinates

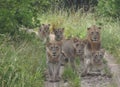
[86,25,101,51]
[82,49,105,76]
[92,49,105,71]
[46,41,63,82]
[38,24,50,43]
[62,37,86,71]
[53,28,64,41]
[91,49,111,76]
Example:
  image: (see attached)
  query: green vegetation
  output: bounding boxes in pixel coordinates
[0,0,120,87]
[62,64,80,87]
[97,0,120,18]
[0,34,46,87]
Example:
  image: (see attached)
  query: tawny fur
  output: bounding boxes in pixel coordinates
[38,24,50,43]
[62,38,86,71]
[46,41,63,82]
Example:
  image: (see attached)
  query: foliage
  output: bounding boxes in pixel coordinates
[97,0,120,18]
[0,34,46,87]
[62,65,80,87]
[0,0,41,34]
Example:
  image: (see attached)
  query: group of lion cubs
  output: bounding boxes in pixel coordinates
[38,24,109,82]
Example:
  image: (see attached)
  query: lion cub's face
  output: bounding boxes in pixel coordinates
[87,25,101,42]
[92,49,105,65]
[53,28,64,41]
[39,24,50,36]
[47,42,62,58]
[73,38,86,55]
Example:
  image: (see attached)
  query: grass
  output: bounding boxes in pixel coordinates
[62,64,80,87]
[0,34,46,87]
[0,9,120,87]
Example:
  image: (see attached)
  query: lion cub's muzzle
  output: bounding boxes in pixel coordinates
[76,50,84,55]
[91,35,99,42]
[93,58,102,65]
[52,52,57,57]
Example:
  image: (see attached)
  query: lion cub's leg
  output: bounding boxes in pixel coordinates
[48,62,61,82]
[48,62,54,82]
[60,52,68,66]
[81,56,92,76]
[54,63,61,81]
[79,55,85,73]
[47,62,61,82]
[69,56,77,72]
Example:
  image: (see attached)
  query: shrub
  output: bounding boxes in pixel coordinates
[97,0,120,18]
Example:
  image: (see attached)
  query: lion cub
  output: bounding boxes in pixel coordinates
[92,49,105,71]
[38,24,50,43]
[62,38,86,71]
[92,49,111,76]
[46,41,63,82]
[82,49,105,76]
[53,28,64,41]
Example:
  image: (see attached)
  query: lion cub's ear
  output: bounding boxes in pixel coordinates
[61,28,64,32]
[53,28,56,32]
[46,42,52,47]
[48,24,50,26]
[100,49,105,55]
[73,37,79,43]
[42,24,45,26]
[98,27,101,29]
[83,39,88,44]
[87,27,91,30]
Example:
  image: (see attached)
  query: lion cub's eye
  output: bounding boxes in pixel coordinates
[99,54,103,58]
[56,46,59,49]
[55,30,58,33]
[76,43,79,47]
[91,32,94,34]
[95,55,98,58]
[50,46,53,49]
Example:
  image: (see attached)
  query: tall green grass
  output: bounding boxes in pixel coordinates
[0,34,46,87]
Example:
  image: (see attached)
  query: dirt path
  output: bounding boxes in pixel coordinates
[104,51,120,87]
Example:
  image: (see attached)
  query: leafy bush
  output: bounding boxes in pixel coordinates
[97,0,120,18]
[0,0,53,34]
